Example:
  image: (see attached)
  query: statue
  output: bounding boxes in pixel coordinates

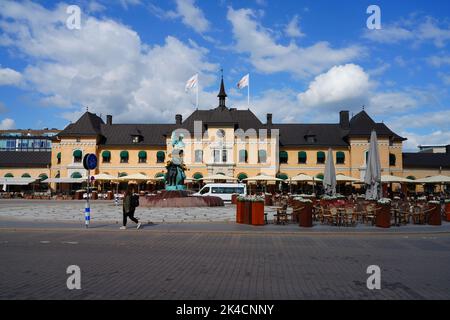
[165,132,187,190]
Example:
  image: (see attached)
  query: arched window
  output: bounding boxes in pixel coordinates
[193,172,203,180]
[237,173,248,181]
[239,149,248,163]
[336,151,345,164]
[279,151,288,164]
[120,151,129,163]
[118,172,128,177]
[298,151,307,164]
[71,172,82,179]
[38,173,48,181]
[102,150,111,163]
[22,173,31,178]
[73,150,82,163]
[317,151,325,164]
[258,150,267,163]
[156,151,165,163]
[277,173,289,181]
[138,151,147,163]
[389,153,396,166]
[406,176,416,180]
[4,173,13,178]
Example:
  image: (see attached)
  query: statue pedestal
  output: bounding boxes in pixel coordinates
[165,185,186,191]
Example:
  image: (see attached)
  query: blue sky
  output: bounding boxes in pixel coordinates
[0,0,449,151]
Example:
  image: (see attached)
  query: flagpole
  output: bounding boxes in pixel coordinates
[196,75,199,109]
[247,74,250,108]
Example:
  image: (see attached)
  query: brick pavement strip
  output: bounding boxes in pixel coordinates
[0,228,450,300]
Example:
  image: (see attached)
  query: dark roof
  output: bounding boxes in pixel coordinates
[0,151,51,168]
[275,124,348,147]
[100,124,175,146]
[348,111,405,141]
[58,112,104,137]
[403,152,450,169]
[181,108,263,132]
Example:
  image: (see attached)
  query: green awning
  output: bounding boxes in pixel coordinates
[298,151,307,162]
[73,150,82,158]
[71,172,82,179]
[56,152,61,159]
[22,173,31,178]
[102,150,111,158]
[55,173,60,178]
[120,151,129,158]
[237,173,248,181]
[118,172,128,177]
[406,176,416,180]
[138,151,147,159]
[316,173,324,180]
[38,174,48,180]
[277,173,289,180]
[336,151,345,159]
[193,173,203,180]
[279,151,288,162]
[155,172,165,178]
[317,151,325,162]
[4,173,14,178]
[156,151,165,162]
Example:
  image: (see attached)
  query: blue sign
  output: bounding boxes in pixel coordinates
[83,153,98,170]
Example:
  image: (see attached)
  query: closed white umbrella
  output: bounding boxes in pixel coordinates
[323,148,337,196]
[365,130,382,200]
[93,173,118,181]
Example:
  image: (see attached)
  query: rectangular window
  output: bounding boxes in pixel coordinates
[195,150,203,163]
[222,150,227,163]
[214,150,220,163]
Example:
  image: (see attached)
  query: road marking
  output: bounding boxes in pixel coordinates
[40,241,51,244]
[61,241,78,245]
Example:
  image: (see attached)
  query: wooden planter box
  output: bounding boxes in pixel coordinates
[375,204,391,228]
[251,201,265,226]
[299,203,313,228]
[244,201,252,224]
[428,203,442,226]
[236,200,245,223]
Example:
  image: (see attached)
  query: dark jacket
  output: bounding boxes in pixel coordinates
[123,194,133,213]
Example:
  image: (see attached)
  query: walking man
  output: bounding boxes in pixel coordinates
[120,187,141,230]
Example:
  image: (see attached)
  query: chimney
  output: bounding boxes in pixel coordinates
[340,110,349,129]
[266,113,273,125]
[106,115,112,125]
[175,114,182,125]
[446,145,450,154]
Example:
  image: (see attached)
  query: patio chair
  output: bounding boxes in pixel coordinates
[344,207,357,227]
[364,205,376,225]
[412,206,426,224]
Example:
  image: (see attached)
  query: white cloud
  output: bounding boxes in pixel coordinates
[0,118,15,130]
[0,67,22,86]
[298,64,371,110]
[0,102,7,113]
[284,15,305,38]
[427,55,450,67]
[363,16,450,48]
[119,0,141,9]
[367,91,418,115]
[401,130,450,151]
[0,0,219,123]
[170,0,210,34]
[227,7,364,78]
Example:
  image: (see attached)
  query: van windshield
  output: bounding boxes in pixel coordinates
[200,187,210,195]
[211,187,245,194]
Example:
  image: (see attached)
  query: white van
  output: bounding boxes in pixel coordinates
[194,183,247,201]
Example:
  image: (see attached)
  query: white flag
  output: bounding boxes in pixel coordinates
[185,73,198,92]
[237,74,249,89]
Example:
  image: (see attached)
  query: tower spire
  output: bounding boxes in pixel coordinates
[217,70,227,108]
